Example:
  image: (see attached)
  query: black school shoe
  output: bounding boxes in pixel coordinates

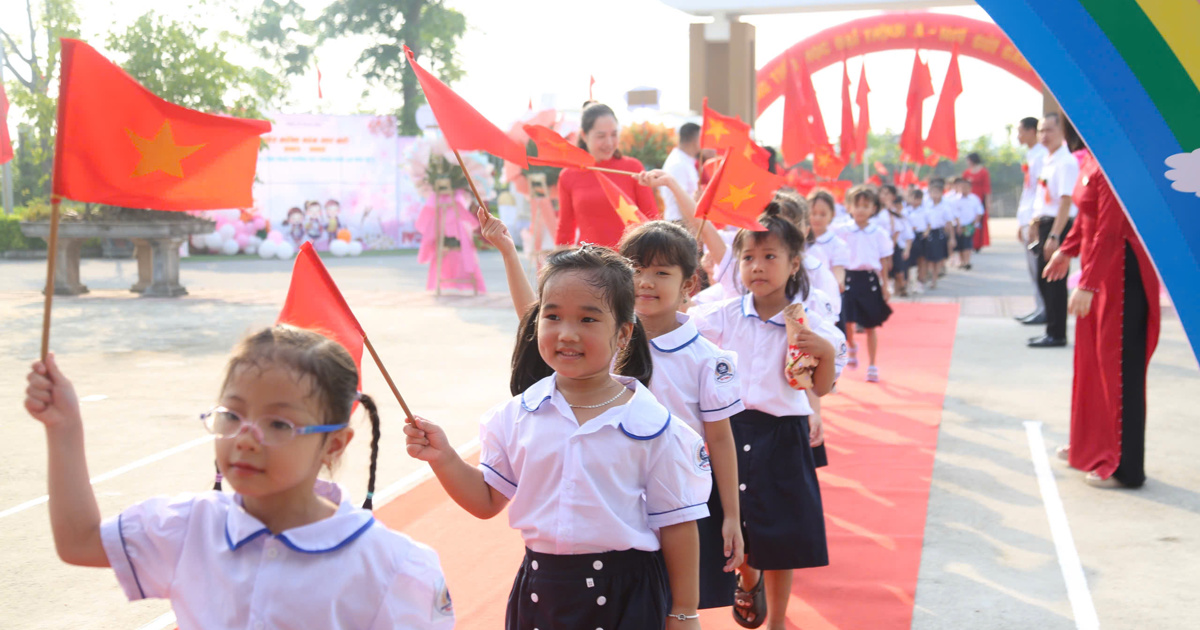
[1027,335,1067,348]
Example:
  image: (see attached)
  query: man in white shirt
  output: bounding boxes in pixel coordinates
[1016,116,1049,325]
[660,122,701,221]
[1029,112,1079,347]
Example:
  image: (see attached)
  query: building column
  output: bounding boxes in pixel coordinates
[690,13,757,124]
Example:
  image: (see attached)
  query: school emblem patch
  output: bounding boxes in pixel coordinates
[714,359,735,383]
[694,439,712,473]
[435,577,454,616]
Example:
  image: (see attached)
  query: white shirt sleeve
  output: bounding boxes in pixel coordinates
[874,227,895,258]
[645,420,712,529]
[807,267,842,317]
[369,545,456,629]
[478,404,519,499]
[1052,156,1080,201]
[100,494,197,600]
[831,236,851,268]
[698,350,745,422]
[688,301,727,347]
[804,304,849,380]
[662,153,695,222]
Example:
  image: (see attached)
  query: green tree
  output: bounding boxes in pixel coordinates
[319,0,467,135]
[1,0,81,205]
[244,0,318,78]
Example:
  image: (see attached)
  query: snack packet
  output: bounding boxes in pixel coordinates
[784,303,819,390]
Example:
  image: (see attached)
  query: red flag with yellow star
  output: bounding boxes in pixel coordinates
[51,39,270,210]
[524,124,595,169]
[812,143,847,180]
[694,148,785,232]
[700,98,751,152]
[596,172,648,226]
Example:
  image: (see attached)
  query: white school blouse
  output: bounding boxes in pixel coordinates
[928,200,956,230]
[100,480,454,630]
[810,231,851,270]
[649,313,746,437]
[906,205,930,233]
[956,194,985,226]
[690,293,846,418]
[834,222,894,271]
[479,374,712,555]
[804,254,842,317]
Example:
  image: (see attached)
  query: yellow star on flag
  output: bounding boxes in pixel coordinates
[125,121,205,178]
[720,182,757,209]
[614,195,642,225]
[743,142,757,161]
[705,119,730,143]
[547,135,573,151]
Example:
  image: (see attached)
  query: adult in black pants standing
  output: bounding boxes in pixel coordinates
[1028,113,1079,348]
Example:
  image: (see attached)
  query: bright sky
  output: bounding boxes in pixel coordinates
[2,0,1043,156]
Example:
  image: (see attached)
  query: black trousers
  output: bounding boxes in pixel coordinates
[1035,217,1074,340]
[1114,243,1148,487]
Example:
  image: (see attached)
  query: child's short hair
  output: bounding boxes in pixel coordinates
[618,220,699,280]
[910,189,925,202]
[847,185,880,209]
[221,326,383,509]
[767,191,810,231]
[305,200,321,210]
[325,199,340,208]
[732,200,812,302]
[929,178,946,191]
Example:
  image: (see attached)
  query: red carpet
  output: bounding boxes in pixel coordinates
[377,302,959,629]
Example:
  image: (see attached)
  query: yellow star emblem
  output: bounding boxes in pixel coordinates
[546,134,573,152]
[614,195,641,225]
[743,142,757,161]
[125,121,205,178]
[705,119,730,143]
[720,182,757,209]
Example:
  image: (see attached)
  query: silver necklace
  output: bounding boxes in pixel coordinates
[568,383,628,409]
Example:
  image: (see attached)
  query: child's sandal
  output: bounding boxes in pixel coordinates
[732,573,767,628]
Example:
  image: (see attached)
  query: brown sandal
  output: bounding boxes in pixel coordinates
[732,572,766,628]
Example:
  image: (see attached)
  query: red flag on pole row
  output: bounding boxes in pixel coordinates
[839,58,857,164]
[854,62,871,166]
[813,144,847,180]
[277,242,366,390]
[404,45,528,167]
[52,39,271,210]
[899,50,934,163]
[524,124,595,169]
[701,98,752,152]
[695,148,786,232]
[597,172,648,226]
[924,45,963,161]
[798,56,829,147]
[781,61,816,165]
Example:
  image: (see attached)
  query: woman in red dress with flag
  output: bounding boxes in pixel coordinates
[963,152,992,251]
[555,104,658,249]
[1044,147,1160,488]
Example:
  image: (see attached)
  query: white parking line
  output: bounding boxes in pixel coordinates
[131,437,482,629]
[0,435,214,520]
[1024,421,1100,630]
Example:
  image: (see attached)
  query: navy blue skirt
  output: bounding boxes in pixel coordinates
[507,548,669,630]
[909,233,927,263]
[955,225,974,252]
[891,246,909,277]
[697,481,737,609]
[731,409,829,571]
[843,269,893,329]
[925,228,950,262]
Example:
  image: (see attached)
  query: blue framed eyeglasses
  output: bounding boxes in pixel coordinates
[200,406,348,446]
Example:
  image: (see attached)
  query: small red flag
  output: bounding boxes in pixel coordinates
[813,144,846,180]
[52,39,271,210]
[596,172,648,226]
[781,61,816,166]
[854,62,871,166]
[277,242,366,390]
[899,50,935,163]
[839,59,857,165]
[0,80,12,165]
[785,167,817,196]
[695,148,785,232]
[874,161,890,176]
[740,137,771,171]
[524,124,595,169]
[589,75,596,101]
[405,45,527,167]
[315,59,323,100]
[701,98,752,151]
[924,45,963,161]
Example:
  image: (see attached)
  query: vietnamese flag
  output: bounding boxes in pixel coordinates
[813,144,847,181]
[798,57,829,147]
[277,242,366,389]
[0,81,12,165]
[839,59,857,165]
[695,147,785,232]
[524,124,595,169]
[597,172,648,226]
[701,98,751,151]
[405,45,527,167]
[899,50,934,163]
[740,137,771,171]
[924,45,963,161]
[781,61,816,166]
[854,62,871,166]
[52,39,270,210]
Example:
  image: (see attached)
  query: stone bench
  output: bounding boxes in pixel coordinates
[20,219,214,297]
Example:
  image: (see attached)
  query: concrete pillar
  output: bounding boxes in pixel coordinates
[690,14,757,124]
[142,238,188,298]
[48,239,88,296]
[131,240,153,293]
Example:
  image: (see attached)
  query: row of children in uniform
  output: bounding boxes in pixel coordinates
[26,168,931,629]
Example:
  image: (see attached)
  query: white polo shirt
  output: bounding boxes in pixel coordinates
[691,292,845,418]
[100,481,454,629]
[810,231,850,270]
[906,205,930,233]
[834,222,894,271]
[479,374,711,555]
[1033,143,1079,220]
[649,313,745,437]
[661,147,699,221]
[927,200,955,230]
[804,254,842,317]
[956,194,985,226]
[1018,143,1049,227]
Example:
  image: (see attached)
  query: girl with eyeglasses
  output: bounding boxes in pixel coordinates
[23,326,454,628]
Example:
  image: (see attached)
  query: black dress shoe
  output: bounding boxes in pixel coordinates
[1028,335,1067,348]
[1021,313,1047,325]
[1014,312,1036,322]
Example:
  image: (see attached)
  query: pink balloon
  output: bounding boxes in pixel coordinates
[252,216,267,230]
[267,231,284,244]
[235,233,252,248]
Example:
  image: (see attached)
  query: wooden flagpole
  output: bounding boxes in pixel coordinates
[584,165,637,177]
[363,335,414,420]
[40,197,61,360]
[451,148,491,213]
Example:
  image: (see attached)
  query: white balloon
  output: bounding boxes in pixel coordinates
[329,239,350,257]
[189,234,207,249]
[348,241,364,256]
[203,232,225,251]
[218,224,236,239]
[221,239,240,256]
[275,242,295,259]
[243,241,258,255]
[258,241,278,259]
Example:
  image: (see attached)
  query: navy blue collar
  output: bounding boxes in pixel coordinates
[519,374,672,440]
[650,314,700,353]
[225,480,375,553]
[740,293,787,328]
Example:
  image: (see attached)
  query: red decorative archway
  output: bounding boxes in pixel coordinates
[755,12,1041,116]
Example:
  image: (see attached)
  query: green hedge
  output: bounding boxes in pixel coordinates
[0,214,47,251]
